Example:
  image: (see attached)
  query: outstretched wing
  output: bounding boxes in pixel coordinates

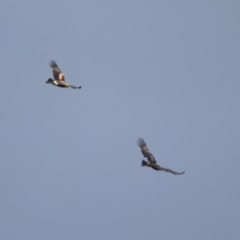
[157,166,185,175]
[137,138,157,164]
[50,60,65,81]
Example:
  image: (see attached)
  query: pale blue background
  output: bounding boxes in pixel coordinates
[0,1,240,239]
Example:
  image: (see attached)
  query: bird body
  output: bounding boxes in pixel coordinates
[46,60,81,89]
[137,138,185,175]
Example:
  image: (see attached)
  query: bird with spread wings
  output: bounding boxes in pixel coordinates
[137,138,185,175]
[46,60,81,89]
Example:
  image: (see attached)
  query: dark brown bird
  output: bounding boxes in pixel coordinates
[137,138,185,175]
[46,60,81,89]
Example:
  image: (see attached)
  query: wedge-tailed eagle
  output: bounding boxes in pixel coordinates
[46,60,81,89]
[137,138,185,175]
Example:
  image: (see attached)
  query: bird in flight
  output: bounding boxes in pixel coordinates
[137,138,185,175]
[46,60,81,89]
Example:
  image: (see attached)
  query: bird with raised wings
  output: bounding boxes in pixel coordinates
[137,138,185,175]
[46,60,81,89]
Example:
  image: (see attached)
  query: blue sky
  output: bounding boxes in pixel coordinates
[0,1,240,239]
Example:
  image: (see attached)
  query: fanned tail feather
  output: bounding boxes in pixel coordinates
[141,160,149,167]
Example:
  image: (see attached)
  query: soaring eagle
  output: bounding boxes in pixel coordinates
[46,60,81,89]
[137,138,185,175]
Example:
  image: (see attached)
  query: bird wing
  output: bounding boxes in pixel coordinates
[137,138,157,164]
[156,165,185,175]
[50,60,65,81]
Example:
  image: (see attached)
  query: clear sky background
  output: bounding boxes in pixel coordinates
[0,1,240,239]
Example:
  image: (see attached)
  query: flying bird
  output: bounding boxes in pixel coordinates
[137,138,185,175]
[46,60,81,89]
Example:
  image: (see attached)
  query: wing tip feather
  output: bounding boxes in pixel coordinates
[137,137,146,147]
[49,60,58,68]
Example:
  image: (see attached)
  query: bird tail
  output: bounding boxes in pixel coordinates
[46,78,54,83]
[141,160,149,167]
